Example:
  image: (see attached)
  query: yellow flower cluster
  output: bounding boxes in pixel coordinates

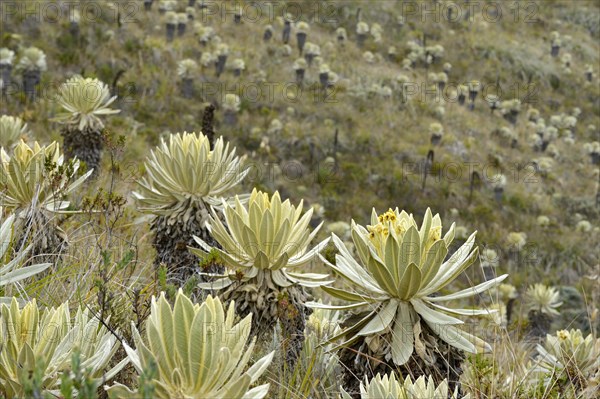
[366,208,441,256]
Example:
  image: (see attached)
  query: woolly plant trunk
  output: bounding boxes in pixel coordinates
[218,270,311,364]
[305,53,315,66]
[494,187,504,203]
[503,111,519,125]
[14,207,67,266]
[319,72,329,90]
[295,68,305,85]
[430,133,442,146]
[357,33,367,48]
[282,22,291,43]
[551,44,560,57]
[234,14,241,24]
[338,314,465,397]
[177,23,186,37]
[263,29,273,42]
[458,93,466,105]
[151,199,222,286]
[166,23,175,42]
[296,32,307,54]
[181,77,194,98]
[482,265,497,281]
[144,0,153,11]
[61,125,103,176]
[233,68,242,77]
[0,64,11,93]
[215,55,228,77]
[468,89,478,103]
[591,152,600,165]
[224,110,237,126]
[23,70,41,101]
[586,71,593,82]
[188,0,196,6]
[527,310,552,340]
[69,22,79,39]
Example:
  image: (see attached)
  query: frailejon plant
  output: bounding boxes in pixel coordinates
[304,42,320,66]
[356,22,369,48]
[550,31,561,57]
[308,208,506,389]
[583,141,600,165]
[177,59,198,98]
[223,93,241,125]
[186,6,195,21]
[0,141,92,262]
[106,291,274,399]
[15,47,47,100]
[215,43,229,77]
[458,84,468,105]
[525,284,562,338]
[233,9,242,24]
[490,173,506,203]
[197,25,215,46]
[0,48,15,94]
[494,283,518,325]
[264,24,273,42]
[190,189,332,362]
[54,75,120,174]
[293,58,307,85]
[370,23,383,43]
[443,62,452,76]
[200,51,215,69]
[585,64,594,82]
[158,0,176,15]
[435,72,447,90]
[319,64,330,90]
[176,13,188,37]
[0,208,52,294]
[0,115,29,149]
[363,51,375,64]
[282,13,292,44]
[427,45,445,64]
[133,132,249,286]
[0,297,128,398]
[165,11,177,42]
[340,373,466,399]
[296,21,309,54]
[67,9,80,39]
[480,248,499,281]
[388,46,397,61]
[486,94,500,113]
[336,27,347,44]
[533,329,600,396]
[429,122,443,146]
[468,80,480,110]
[230,58,245,77]
[500,99,521,125]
